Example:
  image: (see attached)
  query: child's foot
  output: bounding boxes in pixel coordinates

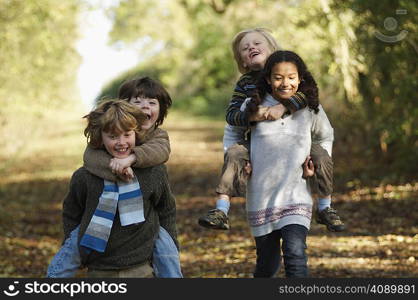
[316,207,346,232]
[198,209,229,230]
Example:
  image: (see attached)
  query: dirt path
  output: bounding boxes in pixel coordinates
[0,111,417,277]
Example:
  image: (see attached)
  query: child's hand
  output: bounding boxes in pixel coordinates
[249,106,269,122]
[110,154,136,175]
[244,161,252,176]
[119,167,134,182]
[302,156,315,178]
[265,104,286,121]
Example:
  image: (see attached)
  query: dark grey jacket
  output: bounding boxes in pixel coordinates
[62,164,177,271]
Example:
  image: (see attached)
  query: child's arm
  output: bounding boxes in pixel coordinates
[83,146,119,182]
[154,165,178,250]
[62,169,86,240]
[225,73,257,127]
[131,128,171,168]
[280,92,309,114]
[226,75,309,126]
[83,128,171,181]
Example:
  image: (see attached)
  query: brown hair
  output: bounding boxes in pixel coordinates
[118,76,172,127]
[83,99,147,148]
[231,28,280,74]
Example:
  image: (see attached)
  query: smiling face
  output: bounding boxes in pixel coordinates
[267,62,300,100]
[239,32,273,72]
[101,129,135,159]
[129,97,160,130]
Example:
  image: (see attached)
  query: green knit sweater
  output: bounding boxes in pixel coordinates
[62,164,178,271]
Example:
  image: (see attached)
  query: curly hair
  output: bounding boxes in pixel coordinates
[83,99,146,148]
[250,50,319,114]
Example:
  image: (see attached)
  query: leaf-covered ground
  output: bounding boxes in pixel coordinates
[0,111,417,278]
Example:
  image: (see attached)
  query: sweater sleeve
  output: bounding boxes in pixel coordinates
[280,91,308,113]
[311,105,334,156]
[153,165,179,250]
[225,74,255,127]
[132,128,171,168]
[62,169,87,241]
[83,145,118,182]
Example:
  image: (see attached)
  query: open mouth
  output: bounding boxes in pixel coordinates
[250,52,260,59]
[115,148,129,154]
[145,113,151,120]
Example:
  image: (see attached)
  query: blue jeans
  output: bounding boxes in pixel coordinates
[152,227,183,278]
[47,226,182,278]
[253,224,308,278]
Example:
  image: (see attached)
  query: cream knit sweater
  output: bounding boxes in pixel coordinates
[246,94,334,237]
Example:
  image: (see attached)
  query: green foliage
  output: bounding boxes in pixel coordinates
[0,0,80,105]
[0,0,81,159]
[327,0,418,179]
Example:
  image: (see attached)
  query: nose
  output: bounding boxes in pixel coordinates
[281,77,290,87]
[140,101,149,109]
[115,136,128,145]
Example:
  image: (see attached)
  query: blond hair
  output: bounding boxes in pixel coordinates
[231,28,280,74]
[83,99,146,148]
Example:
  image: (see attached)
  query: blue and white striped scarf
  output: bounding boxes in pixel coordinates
[80,176,145,253]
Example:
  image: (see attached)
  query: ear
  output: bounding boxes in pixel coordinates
[266,76,271,85]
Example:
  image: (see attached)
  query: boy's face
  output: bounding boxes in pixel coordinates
[129,97,160,130]
[239,32,272,72]
[267,62,300,101]
[101,130,135,159]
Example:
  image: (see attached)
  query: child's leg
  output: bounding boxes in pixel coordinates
[253,230,282,278]
[281,224,309,278]
[198,142,250,230]
[152,226,183,278]
[46,225,81,277]
[309,144,333,199]
[309,144,345,232]
[215,142,250,201]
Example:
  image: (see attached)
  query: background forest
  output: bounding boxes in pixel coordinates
[0,0,417,277]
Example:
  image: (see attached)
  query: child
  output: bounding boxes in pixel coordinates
[47,78,182,278]
[84,76,182,278]
[47,100,178,277]
[198,28,344,232]
[83,77,172,182]
[248,50,334,277]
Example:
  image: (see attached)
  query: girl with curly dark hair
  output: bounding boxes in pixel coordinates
[246,50,344,277]
[251,50,319,114]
